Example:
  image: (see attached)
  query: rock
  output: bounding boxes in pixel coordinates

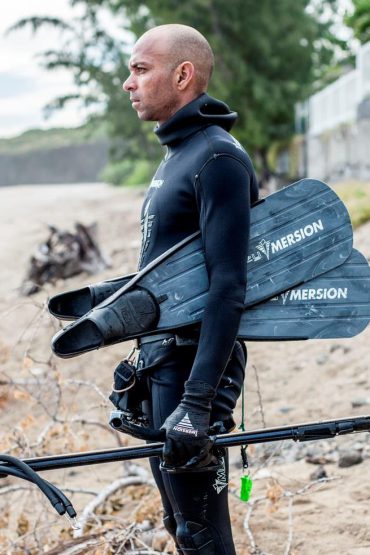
[137,519,152,531]
[351,441,366,452]
[351,398,370,408]
[330,344,350,354]
[140,531,154,547]
[152,530,171,551]
[304,442,337,465]
[306,454,336,465]
[278,406,294,414]
[29,366,45,376]
[310,465,327,481]
[281,442,302,463]
[338,451,363,468]
[316,355,329,365]
[253,468,272,480]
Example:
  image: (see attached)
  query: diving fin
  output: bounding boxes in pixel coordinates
[48,273,136,320]
[49,178,352,321]
[51,178,354,358]
[52,248,370,357]
[239,248,370,340]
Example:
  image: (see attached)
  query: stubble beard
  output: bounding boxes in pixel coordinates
[155,98,182,125]
[134,82,182,124]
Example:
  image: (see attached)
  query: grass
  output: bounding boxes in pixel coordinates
[332,180,370,228]
[0,121,107,155]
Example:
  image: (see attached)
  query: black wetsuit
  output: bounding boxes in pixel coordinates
[137,94,258,554]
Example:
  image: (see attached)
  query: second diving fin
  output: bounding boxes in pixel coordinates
[51,248,370,357]
[48,273,136,320]
[49,177,353,321]
[51,178,355,358]
[239,248,370,340]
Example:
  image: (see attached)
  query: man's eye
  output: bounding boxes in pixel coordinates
[137,67,146,73]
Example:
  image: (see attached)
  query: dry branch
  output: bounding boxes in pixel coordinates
[21,222,111,295]
[74,468,154,538]
[242,475,339,555]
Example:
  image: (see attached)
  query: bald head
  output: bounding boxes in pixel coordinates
[136,24,214,93]
[123,24,214,124]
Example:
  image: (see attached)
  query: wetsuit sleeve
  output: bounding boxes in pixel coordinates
[189,153,251,389]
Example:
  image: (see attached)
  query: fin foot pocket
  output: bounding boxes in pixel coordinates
[48,287,93,320]
[51,287,160,357]
[48,274,134,320]
[52,320,103,358]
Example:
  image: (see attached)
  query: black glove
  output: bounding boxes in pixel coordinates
[160,380,217,471]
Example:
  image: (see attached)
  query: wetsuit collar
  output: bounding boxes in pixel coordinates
[155,93,238,146]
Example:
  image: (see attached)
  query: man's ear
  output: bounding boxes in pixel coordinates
[175,61,195,90]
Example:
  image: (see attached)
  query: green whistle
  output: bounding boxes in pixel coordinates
[240,474,253,502]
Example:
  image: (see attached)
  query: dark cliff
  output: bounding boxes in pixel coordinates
[0,141,109,186]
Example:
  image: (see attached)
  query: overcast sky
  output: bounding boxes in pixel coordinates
[0,0,126,138]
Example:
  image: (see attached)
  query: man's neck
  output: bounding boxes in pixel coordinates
[157,91,204,126]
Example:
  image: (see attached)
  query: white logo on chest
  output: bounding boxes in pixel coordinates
[150,179,164,189]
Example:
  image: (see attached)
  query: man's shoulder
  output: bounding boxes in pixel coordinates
[200,125,253,167]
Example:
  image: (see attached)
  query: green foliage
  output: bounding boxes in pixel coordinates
[8,5,158,162]
[124,160,155,186]
[334,181,370,228]
[0,122,107,154]
[267,138,300,177]
[100,158,159,186]
[120,0,346,153]
[10,0,348,169]
[99,159,135,185]
[345,0,370,44]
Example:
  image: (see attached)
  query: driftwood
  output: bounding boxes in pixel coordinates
[21,222,111,295]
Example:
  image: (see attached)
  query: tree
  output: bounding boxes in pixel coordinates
[9,9,160,168]
[120,0,347,175]
[10,0,347,180]
[345,0,370,44]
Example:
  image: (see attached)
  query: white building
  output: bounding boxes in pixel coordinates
[300,40,370,181]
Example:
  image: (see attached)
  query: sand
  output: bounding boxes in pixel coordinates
[0,182,369,554]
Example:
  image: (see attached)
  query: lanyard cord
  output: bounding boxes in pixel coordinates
[239,384,246,432]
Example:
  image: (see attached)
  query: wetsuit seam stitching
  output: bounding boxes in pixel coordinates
[201,127,217,156]
[196,152,253,181]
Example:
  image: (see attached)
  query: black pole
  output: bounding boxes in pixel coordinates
[1,415,369,476]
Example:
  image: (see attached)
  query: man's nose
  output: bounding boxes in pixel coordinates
[123,74,135,92]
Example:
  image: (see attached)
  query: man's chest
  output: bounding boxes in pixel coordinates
[140,158,199,229]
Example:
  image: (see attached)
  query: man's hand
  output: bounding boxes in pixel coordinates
[160,380,217,470]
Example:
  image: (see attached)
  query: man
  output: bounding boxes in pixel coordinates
[123,24,258,554]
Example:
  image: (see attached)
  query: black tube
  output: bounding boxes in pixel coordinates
[0,415,367,475]
[0,454,62,508]
[0,460,76,516]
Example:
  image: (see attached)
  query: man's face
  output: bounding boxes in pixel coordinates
[123,35,180,125]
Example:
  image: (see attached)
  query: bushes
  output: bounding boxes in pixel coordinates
[99,159,134,185]
[100,159,158,186]
[333,181,370,228]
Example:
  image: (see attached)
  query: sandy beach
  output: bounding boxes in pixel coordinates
[0,182,369,554]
